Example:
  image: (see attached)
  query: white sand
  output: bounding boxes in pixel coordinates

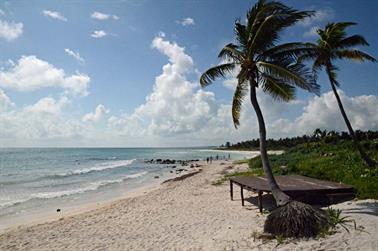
[1,161,377,250]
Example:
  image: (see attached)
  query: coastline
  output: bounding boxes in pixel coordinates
[1,160,377,250]
[199,149,285,158]
[0,167,201,233]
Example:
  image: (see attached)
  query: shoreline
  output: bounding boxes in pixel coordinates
[1,160,377,250]
[200,149,285,157]
[0,166,202,234]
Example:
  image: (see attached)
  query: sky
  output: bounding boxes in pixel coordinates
[0,0,377,147]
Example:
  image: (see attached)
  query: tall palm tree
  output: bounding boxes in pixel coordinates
[200,0,327,237]
[302,22,376,167]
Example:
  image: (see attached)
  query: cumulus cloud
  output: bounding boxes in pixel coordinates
[0,19,23,41]
[91,30,107,38]
[0,96,85,146]
[64,48,84,63]
[91,11,119,21]
[177,17,195,26]
[299,8,334,27]
[0,55,90,96]
[42,10,67,22]
[0,88,14,112]
[109,34,217,138]
[0,34,376,147]
[82,104,109,122]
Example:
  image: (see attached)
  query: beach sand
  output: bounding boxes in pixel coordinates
[1,161,377,250]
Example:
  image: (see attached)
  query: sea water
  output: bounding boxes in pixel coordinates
[0,148,253,229]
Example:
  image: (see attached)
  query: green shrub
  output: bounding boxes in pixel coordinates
[247,140,378,199]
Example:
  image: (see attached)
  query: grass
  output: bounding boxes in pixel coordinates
[247,140,378,199]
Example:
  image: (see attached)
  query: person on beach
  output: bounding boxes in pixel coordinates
[210,156,213,164]
[206,157,209,164]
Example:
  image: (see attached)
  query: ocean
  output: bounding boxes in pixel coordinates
[0,147,253,229]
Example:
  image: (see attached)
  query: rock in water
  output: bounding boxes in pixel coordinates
[56,208,61,212]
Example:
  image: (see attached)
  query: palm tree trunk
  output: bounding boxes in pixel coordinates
[249,82,291,206]
[327,70,376,167]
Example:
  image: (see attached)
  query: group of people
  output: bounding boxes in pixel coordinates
[206,154,231,164]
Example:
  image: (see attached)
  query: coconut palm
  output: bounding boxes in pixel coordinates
[200,0,328,237]
[301,22,376,167]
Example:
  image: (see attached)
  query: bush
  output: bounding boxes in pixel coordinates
[248,140,378,199]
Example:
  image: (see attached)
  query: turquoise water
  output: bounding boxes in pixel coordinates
[0,148,251,226]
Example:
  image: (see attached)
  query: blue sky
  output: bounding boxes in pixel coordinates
[0,0,377,147]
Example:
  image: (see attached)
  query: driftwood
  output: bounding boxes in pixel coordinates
[162,170,202,184]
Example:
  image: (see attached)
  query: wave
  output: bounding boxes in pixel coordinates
[31,171,148,199]
[85,157,118,161]
[0,159,137,186]
[0,171,148,208]
[61,159,136,176]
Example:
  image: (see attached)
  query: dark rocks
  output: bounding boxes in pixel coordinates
[56,208,61,212]
[154,176,160,179]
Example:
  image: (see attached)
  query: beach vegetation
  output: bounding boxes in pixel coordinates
[248,139,378,199]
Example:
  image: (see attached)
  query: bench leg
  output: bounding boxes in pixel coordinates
[230,181,233,200]
[258,191,263,213]
[241,186,244,206]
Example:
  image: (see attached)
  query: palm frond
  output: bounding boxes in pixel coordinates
[200,63,236,87]
[335,49,377,62]
[256,61,307,87]
[234,21,248,50]
[337,35,369,49]
[218,43,244,62]
[261,74,295,101]
[232,80,249,128]
[260,42,318,62]
[249,10,314,55]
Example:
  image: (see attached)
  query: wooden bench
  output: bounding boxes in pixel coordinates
[229,175,355,212]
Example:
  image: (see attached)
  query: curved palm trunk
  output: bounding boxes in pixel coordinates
[326,68,376,167]
[249,82,291,206]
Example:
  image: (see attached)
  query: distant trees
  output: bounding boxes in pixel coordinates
[223,129,378,150]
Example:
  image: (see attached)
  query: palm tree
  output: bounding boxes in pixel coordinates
[200,0,328,237]
[302,22,377,167]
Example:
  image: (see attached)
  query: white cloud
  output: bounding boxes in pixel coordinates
[177,17,195,26]
[0,34,376,147]
[91,11,119,21]
[303,26,320,38]
[42,10,67,22]
[0,56,90,96]
[0,88,14,112]
[276,91,378,135]
[91,30,107,38]
[82,104,109,122]
[0,19,23,41]
[0,96,85,145]
[91,11,109,20]
[109,34,217,138]
[64,48,84,63]
[299,8,334,27]
[24,96,70,115]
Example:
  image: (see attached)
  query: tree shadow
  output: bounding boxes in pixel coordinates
[340,200,378,217]
[244,193,277,212]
